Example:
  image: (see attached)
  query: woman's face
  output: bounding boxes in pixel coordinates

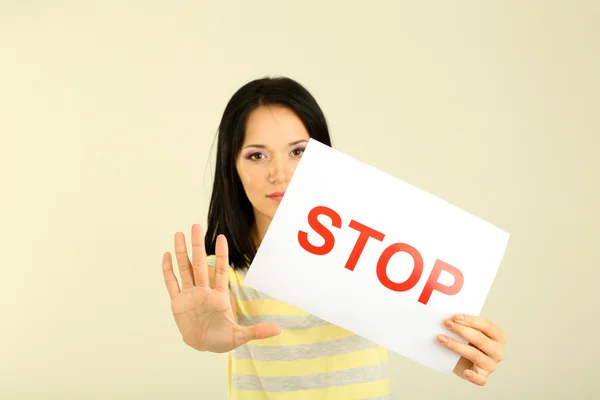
[236,105,310,223]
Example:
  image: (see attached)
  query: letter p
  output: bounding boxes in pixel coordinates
[418,260,464,305]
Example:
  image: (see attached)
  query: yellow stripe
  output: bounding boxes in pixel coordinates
[230,378,391,400]
[245,322,355,347]
[233,346,387,376]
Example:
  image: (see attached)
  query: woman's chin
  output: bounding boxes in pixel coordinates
[253,205,277,222]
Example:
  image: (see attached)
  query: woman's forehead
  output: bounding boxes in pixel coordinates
[244,105,309,145]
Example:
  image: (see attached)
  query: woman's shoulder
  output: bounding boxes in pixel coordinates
[206,254,216,266]
[206,254,245,271]
[205,254,248,283]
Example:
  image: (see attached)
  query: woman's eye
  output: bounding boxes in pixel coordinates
[249,153,265,161]
[291,148,305,157]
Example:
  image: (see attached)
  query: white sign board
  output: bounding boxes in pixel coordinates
[243,138,510,374]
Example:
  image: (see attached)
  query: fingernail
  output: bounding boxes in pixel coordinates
[454,314,465,321]
[444,319,455,329]
[437,334,448,345]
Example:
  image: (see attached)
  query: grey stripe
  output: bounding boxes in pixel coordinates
[231,361,389,392]
[238,314,331,330]
[233,334,381,362]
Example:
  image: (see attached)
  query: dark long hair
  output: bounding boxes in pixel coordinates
[204,76,332,270]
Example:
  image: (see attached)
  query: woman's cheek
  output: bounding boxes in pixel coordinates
[242,171,263,194]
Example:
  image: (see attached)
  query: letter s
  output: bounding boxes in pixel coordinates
[298,206,342,255]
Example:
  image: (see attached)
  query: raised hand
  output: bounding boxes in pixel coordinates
[162,224,281,353]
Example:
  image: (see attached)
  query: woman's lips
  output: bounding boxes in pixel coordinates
[267,192,285,202]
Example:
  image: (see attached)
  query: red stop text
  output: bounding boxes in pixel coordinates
[297,205,464,305]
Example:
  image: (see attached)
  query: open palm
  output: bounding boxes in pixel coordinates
[162,224,281,353]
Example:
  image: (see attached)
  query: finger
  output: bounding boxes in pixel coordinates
[236,323,282,346]
[463,369,488,386]
[191,224,209,288]
[174,232,194,288]
[444,319,504,361]
[437,334,497,372]
[453,314,506,343]
[214,234,230,292]
[162,252,180,299]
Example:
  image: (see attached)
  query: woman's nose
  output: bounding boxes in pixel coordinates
[268,157,287,184]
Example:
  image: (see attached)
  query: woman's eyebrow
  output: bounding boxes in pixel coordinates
[242,144,266,149]
[289,139,308,146]
[242,139,308,150]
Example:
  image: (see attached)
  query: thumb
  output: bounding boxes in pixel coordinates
[239,323,282,345]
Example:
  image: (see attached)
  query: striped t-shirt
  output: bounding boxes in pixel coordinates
[208,256,391,399]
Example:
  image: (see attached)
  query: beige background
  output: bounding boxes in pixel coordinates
[1,1,598,399]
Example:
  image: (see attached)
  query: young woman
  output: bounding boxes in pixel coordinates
[161,77,507,398]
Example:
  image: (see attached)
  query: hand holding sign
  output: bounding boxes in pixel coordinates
[244,138,510,377]
[440,314,507,385]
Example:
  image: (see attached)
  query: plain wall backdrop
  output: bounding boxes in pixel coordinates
[1,1,598,399]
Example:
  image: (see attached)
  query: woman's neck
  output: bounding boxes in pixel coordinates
[251,213,272,249]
